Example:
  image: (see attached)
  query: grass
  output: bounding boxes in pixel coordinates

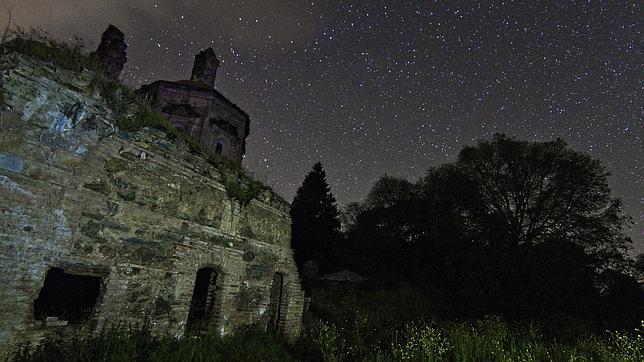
[1,28,98,73]
[293,283,644,361]
[299,308,644,361]
[1,28,142,122]
[115,110,178,138]
[12,315,641,362]
[17,280,640,361]
[11,325,295,362]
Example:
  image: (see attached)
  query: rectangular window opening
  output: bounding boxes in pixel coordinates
[34,267,102,324]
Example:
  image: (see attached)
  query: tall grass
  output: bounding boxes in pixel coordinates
[296,283,644,361]
[11,325,294,362]
[303,315,644,361]
[1,28,98,72]
[11,318,642,361]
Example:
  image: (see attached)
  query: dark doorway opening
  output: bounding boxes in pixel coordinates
[33,268,102,323]
[215,142,223,155]
[268,273,284,332]
[187,268,218,332]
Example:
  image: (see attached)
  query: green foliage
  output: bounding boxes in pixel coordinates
[391,323,451,361]
[89,73,139,118]
[339,134,641,322]
[455,134,631,258]
[205,153,267,206]
[114,109,269,207]
[308,283,436,329]
[290,162,342,271]
[302,310,644,361]
[115,110,178,137]
[11,325,295,362]
[314,322,342,362]
[11,301,643,362]
[608,321,644,362]
[297,281,644,361]
[2,28,142,123]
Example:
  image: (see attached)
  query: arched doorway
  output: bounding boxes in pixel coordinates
[268,273,284,332]
[187,268,218,332]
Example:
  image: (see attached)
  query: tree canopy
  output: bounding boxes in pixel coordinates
[290,162,341,273]
[335,134,640,321]
[453,134,631,265]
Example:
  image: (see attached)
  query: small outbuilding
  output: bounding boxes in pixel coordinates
[318,270,367,283]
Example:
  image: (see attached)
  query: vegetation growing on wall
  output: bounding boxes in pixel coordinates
[205,153,267,206]
[1,29,278,208]
[115,110,177,138]
[1,28,96,72]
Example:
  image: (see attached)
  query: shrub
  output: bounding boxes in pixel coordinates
[205,153,268,206]
[115,110,177,138]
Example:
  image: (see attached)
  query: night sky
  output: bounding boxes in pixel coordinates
[2,1,641,253]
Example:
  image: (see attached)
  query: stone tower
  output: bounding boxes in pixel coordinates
[190,48,219,88]
[138,46,249,162]
[92,25,127,79]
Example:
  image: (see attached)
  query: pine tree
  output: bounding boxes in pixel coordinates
[290,162,341,273]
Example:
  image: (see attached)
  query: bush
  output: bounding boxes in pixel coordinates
[203,153,267,206]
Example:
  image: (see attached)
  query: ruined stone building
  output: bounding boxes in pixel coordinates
[0,26,303,356]
[138,48,249,162]
[90,25,128,79]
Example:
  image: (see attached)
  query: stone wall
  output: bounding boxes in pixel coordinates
[140,81,248,162]
[0,52,303,356]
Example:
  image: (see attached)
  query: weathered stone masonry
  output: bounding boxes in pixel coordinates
[0,51,303,355]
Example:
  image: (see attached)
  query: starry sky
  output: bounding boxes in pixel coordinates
[1,1,641,253]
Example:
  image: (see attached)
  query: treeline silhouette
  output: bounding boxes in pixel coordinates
[291,134,643,328]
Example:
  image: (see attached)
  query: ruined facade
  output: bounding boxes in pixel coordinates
[0,36,302,355]
[90,25,128,79]
[138,48,249,162]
